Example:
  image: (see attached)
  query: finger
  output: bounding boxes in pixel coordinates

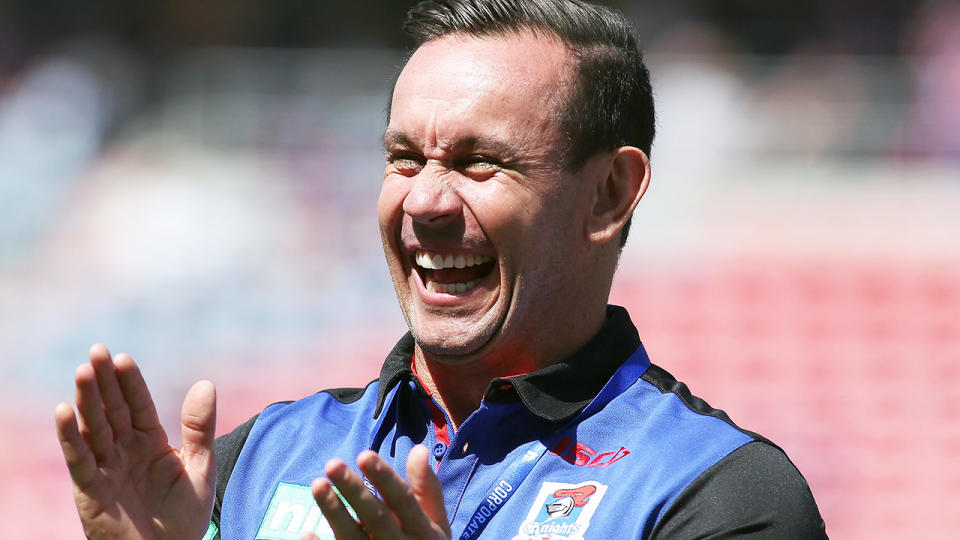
[406,445,450,535]
[74,362,114,461]
[89,345,133,438]
[324,459,402,539]
[300,533,320,540]
[311,474,367,540]
[54,403,100,488]
[114,352,162,431]
[330,455,405,538]
[357,449,436,537]
[180,380,217,492]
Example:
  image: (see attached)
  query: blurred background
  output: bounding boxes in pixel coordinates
[1,0,957,537]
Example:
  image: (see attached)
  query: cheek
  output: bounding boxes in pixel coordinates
[514,193,587,268]
[377,176,408,231]
[469,178,541,225]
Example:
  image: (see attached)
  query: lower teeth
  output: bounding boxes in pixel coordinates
[427,278,481,294]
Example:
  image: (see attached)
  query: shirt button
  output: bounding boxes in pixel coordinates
[432,442,447,459]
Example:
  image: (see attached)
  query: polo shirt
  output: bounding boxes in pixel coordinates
[209,305,827,539]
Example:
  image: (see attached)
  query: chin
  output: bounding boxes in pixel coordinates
[406,303,506,361]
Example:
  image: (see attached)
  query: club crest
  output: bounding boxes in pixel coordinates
[512,480,607,540]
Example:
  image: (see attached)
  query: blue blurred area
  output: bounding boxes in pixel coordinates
[1,48,407,400]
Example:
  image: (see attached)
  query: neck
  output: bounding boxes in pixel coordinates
[413,349,538,429]
[413,305,608,429]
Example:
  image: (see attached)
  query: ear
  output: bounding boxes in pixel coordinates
[586,146,650,244]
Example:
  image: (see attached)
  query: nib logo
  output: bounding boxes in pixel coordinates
[255,483,357,540]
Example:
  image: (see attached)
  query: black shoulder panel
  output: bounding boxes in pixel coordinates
[649,441,828,539]
[320,386,368,404]
[212,413,260,531]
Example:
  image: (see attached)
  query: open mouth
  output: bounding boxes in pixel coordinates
[413,250,496,295]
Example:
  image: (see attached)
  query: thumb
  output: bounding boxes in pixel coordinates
[180,380,217,482]
[407,444,450,535]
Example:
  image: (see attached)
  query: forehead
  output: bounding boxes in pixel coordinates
[389,32,572,149]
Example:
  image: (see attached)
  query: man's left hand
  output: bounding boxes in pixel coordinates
[303,445,451,540]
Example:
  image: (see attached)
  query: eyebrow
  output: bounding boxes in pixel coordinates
[382,129,521,161]
[382,129,414,152]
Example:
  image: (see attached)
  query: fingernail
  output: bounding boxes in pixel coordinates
[324,459,346,479]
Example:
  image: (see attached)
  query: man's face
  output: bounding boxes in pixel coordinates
[380,32,598,364]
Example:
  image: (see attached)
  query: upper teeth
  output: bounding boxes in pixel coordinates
[415,251,493,270]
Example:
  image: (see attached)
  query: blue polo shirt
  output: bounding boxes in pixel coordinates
[210,306,826,539]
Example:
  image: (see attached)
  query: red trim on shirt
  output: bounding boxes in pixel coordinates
[411,356,450,469]
[428,402,449,448]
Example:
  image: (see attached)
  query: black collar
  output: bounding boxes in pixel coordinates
[373,305,641,424]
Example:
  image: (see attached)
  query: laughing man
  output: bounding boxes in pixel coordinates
[56,1,827,538]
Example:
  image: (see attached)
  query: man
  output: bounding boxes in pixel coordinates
[55,1,827,538]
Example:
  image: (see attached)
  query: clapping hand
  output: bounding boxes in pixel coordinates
[55,344,216,540]
[302,445,451,540]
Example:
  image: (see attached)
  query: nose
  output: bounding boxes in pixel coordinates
[402,166,463,224]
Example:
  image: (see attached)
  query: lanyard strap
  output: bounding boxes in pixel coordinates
[458,440,550,540]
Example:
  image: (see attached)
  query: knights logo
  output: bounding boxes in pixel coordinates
[512,481,607,540]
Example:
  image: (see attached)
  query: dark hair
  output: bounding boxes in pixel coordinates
[401,0,654,247]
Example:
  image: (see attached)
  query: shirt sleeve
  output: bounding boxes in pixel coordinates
[648,441,828,539]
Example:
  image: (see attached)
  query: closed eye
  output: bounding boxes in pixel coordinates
[386,152,426,176]
[457,155,501,178]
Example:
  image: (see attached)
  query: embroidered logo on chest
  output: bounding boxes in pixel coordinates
[549,437,631,468]
[511,480,607,540]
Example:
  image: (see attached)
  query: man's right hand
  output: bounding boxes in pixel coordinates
[54,344,217,540]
